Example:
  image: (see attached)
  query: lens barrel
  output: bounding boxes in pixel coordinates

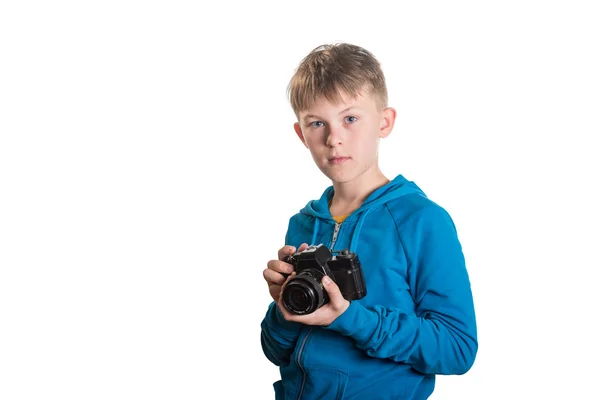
[282,272,327,315]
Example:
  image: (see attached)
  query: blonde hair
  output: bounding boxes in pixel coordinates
[287,43,388,116]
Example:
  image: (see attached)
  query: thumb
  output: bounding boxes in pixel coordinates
[322,276,343,300]
[322,276,350,314]
[298,243,309,252]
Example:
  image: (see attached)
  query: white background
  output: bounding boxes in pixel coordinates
[1,1,599,399]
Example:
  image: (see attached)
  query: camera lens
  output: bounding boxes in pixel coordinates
[282,272,327,315]
[286,287,311,312]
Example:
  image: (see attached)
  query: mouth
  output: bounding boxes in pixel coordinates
[328,156,350,165]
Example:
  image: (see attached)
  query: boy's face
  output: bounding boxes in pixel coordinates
[294,89,396,185]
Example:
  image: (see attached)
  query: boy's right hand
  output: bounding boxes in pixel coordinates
[264,243,309,302]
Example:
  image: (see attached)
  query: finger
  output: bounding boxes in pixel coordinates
[278,245,297,261]
[263,269,286,286]
[267,259,294,274]
[322,276,351,316]
[322,276,344,303]
[298,243,309,252]
[278,273,296,310]
[277,291,294,320]
[269,284,281,302]
[280,271,296,291]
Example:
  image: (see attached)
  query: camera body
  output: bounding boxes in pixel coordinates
[281,244,367,315]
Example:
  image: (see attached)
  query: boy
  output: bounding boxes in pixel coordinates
[260,42,477,400]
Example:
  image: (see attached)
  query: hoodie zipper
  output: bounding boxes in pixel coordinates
[329,222,341,251]
[295,328,313,400]
[296,222,340,399]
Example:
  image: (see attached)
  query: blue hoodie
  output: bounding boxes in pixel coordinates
[261,174,478,400]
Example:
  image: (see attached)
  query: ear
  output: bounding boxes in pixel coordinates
[294,122,308,148]
[379,107,397,138]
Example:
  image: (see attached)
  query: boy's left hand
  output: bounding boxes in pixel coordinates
[277,273,350,326]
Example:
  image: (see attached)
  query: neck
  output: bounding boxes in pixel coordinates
[329,166,390,215]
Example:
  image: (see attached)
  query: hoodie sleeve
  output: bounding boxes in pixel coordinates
[260,220,304,366]
[324,205,478,375]
[260,302,303,366]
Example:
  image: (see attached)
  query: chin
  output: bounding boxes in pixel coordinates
[324,163,378,185]
[321,169,357,184]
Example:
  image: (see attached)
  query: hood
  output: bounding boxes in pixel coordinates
[299,174,426,252]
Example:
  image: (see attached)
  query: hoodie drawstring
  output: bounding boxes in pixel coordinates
[349,209,372,253]
[311,217,320,246]
[300,175,419,254]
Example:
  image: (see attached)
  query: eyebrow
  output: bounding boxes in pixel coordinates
[303,106,359,121]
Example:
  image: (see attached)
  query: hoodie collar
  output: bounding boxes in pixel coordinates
[299,174,426,252]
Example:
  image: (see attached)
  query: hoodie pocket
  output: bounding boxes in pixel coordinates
[301,366,349,400]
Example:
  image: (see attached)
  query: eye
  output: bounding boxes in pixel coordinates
[309,121,324,128]
[344,116,358,124]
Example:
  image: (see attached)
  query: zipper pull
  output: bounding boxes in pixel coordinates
[330,222,341,251]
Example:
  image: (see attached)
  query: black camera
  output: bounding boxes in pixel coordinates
[281,244,367,315]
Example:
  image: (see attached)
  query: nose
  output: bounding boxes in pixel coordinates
[326,126,343,147]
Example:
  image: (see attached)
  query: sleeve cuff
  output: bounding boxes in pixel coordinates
[324,301,377,343]
[272,302,303,333]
